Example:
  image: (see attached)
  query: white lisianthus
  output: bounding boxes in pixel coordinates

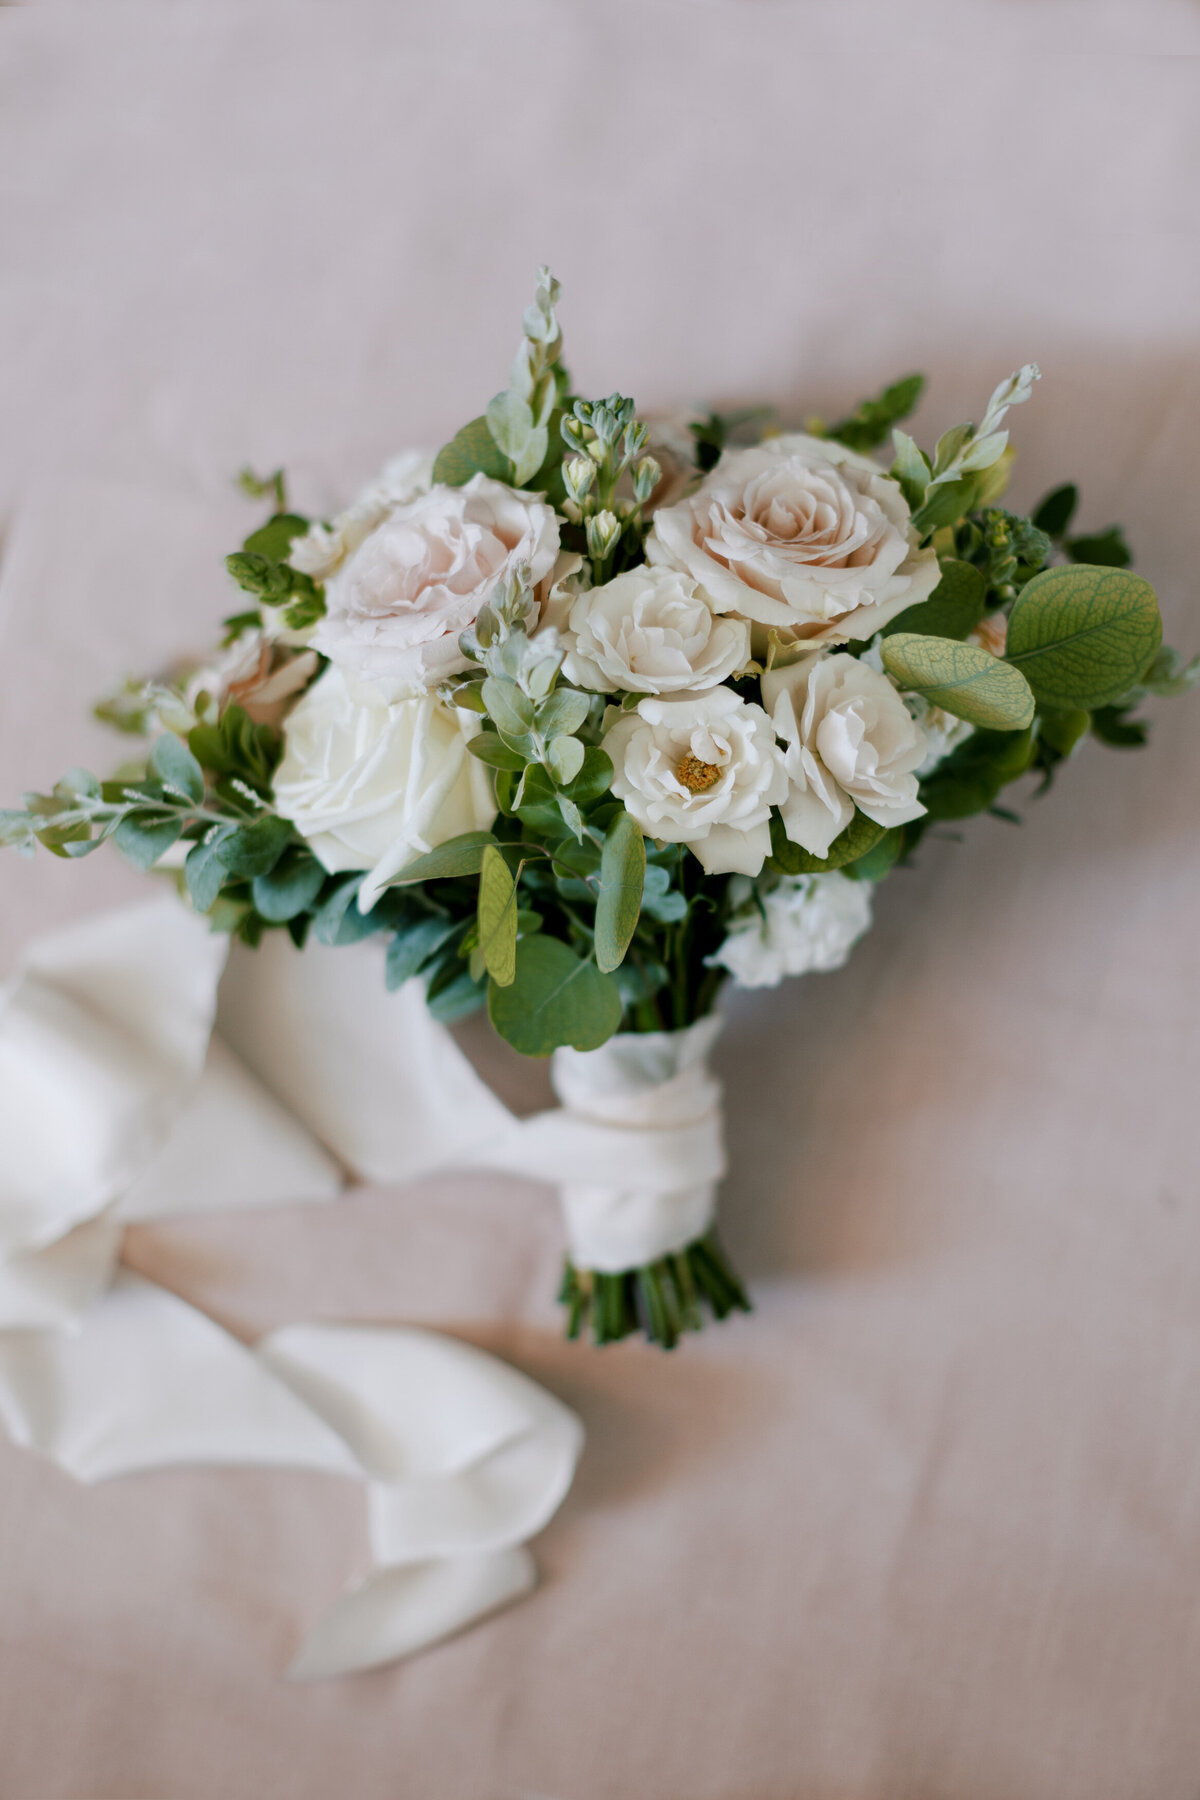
[311,475,560,698]
[763,651,928,858]
[288,450,434,583]
[602,688,788,876]
[272,663,496,912]
[647,433,938,645]
[562,565,750,695]
[708,871,874,989]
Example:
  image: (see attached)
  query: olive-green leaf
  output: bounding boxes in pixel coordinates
[881,560,986,642]
[432,416,513,487]
[385,829,500,885]
[768,808,886,875]
[595,813,645,973]
[488,936,623,1057]
[477,844,518,987]
[1005,564,1163,710]
[881,632,1035,729]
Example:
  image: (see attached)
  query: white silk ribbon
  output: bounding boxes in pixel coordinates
[0,898,727,1677]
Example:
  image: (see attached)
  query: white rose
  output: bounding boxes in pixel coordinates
[288,450,434,583]
[602,688,788,876]
[647,433,938,644]
[708,871,874,989]
[272,663,496,912]
[311,474,560,697]
[562,565,750,695]
[763,651,928,858]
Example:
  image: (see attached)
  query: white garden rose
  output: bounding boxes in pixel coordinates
[288,450,434,583]
[562,565,750,695]
[602,688,788,876]
[708,871,874,989]
[647,433,938,644]
[763,651,928,858]
[272,663,496,912]
[311,474,560,698]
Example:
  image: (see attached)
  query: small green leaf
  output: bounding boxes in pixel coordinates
[1065,527,1131,569]
[426,967,487,1023]
[384,917,460,990]
[482,677,535,739]
[1006,564,1162,709]
[882,560,986,641]
[242,513,309,562]
[536,689,590,739]
[562,746,614,806]
[768,809,886,875]
[846,826,905,882]
[385,829,500,886]
[251,848,326,921]
[184,830,234,911]
[149,734,205,805]
[910,475,980,538]
[595,813,645,973]
[918,727,1035,820]
[881,632,1036,729]
[312,875,380,945]
[114,814,183,871]
[214,813,294,878]
[476,845,519,987]
[546,735,585,785]
[1036,708,1090,758]
[1090,706,1150,749]
[1031,483,1078,539]
[432,416,513,487]
[488,935,623,1057]
[827,373,925,453]
[467,733,527,772]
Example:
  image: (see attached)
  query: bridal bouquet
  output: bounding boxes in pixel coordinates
[5,270,1193,1347]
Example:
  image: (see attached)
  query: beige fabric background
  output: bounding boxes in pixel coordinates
[2,8,1200,1798]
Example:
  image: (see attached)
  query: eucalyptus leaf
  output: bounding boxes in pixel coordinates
[251,848,326,921]
[881,632,1035,729]
[214,813,294,878]
[1006,565,1162,709]
[881,560,986,641]
[488,936,623,1057]
[918,727,1035,820]
[149,734,204,806]
[384,829,499,885]
[184,830,234,912]
[432,416,513,487]
[114,814,183,871]
[384,917,460,991]
[482,677,535,739]
[467,732,527,772]
[477,844,518,987]
[546,734,585,785]
[595,813,645,973]
[311,875,379,945]
[1031,484,1078,539]
[768,809,887,875]
[536,689,590,739]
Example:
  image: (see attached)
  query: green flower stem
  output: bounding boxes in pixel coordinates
[559,1231,751,1349]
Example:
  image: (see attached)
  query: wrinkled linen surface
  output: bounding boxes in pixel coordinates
[2,6,1200,1799]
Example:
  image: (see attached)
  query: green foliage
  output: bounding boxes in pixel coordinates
[1066,526,1131,569]
[476,845,518,987]
[385,830,500,885]
[432,415,513,487]
[242,512,309,563]
[767,808,887,876]
[114,814,182,870]
[188,703,280,793]
[384,917,461,991]
[595,813,645,973]
[824,373,924,453]
[251,848,326,922]
[917,727,1035,820]
[1006,565,1162,709]
[488,935,623,1057]
[214,813,294,878]
[1032,483,1078,539]
[689,408,773,472]
[956,509,1052,596]
[881,559,986,641]
[1090,705,1150,749]
[881,633,1036,729]
[844,827,905,882]
[184,831,235,912]
[149,734,204,806]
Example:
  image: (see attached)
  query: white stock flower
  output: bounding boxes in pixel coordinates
[647,433,938,644]
[311,475,560,698]
[602,688,788,877]
[763,651,928,858]
[708,871,874,989]
[289,450,434,582]
[272,663,496,911]
[562,565,750,695]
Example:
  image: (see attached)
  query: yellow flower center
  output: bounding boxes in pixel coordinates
[675,753,722,794]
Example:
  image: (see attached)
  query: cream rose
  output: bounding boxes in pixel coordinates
[602,688,788,876]
[288,450,434,583]
[311,475,560,698]
[562,565,750,695]
[647,433,938,643]
[763,652,928,858]
[708,870,874,989]
[272,663,496,912]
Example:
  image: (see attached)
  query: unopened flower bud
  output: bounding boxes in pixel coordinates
[564,456,595,502]
[586,509,621,562]
[633,457,662,505]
